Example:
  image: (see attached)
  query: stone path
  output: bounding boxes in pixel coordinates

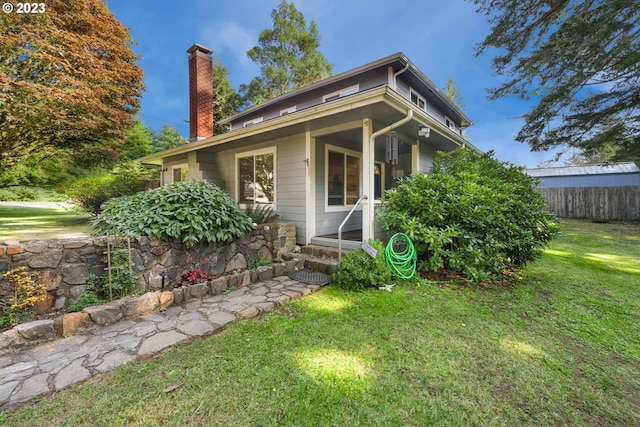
[0,276,322,410]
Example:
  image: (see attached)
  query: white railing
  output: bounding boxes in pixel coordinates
[338,195,367,262]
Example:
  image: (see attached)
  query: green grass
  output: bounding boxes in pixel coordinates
[0,202,91,242]
[2,219,639,425]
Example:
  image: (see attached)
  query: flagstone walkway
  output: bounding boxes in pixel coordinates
[0,276,322,410]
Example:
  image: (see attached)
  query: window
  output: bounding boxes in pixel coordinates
[410,88,426,111]
[172,164,188,182]
[280,106,296,116]
[326,146,360,207]
[322,84,359,103]
[237,148,275,205]
[243,117,263,127]
[445,116,456,131]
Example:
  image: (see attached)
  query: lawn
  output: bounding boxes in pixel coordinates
[0,202,91,241]
[2,219,639,425]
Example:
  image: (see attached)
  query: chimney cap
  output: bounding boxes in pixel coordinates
[187,43,213,55]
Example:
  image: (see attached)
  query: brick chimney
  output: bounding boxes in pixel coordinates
[187,43,214,141]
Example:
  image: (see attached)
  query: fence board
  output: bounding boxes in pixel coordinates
[535,186,640,221]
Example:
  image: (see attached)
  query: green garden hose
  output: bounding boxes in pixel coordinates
[385,233,417,279]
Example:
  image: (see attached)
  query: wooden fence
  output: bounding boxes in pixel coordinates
[535,186,640,221]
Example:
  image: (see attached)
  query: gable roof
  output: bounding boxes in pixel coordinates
[525,162,640,178]
[219,52,472,128]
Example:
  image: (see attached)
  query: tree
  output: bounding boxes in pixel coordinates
[241,0,333,105]
[0,0,144,174]
[471,0,640,162]
[123,119,154,160]
[153,124,188,152]
[212,60,245,135]
[444,76,466,110]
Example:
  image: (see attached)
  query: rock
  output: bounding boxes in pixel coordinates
[5,241,23,256]
[186,283,209,300]
[24,241,47,254]
[62,312,89,336]
[61,263,88,285]
[54,297,66,310]
[293,245,301,253]
[257,265,273,281]
[238,270,251,287]
[172,288,184,304]
[137,331,188,356]
[28,249,63,269]
[208,311,236,326]
[62,239,90,249]
[123,292,159,318]
[84,302,124,326]
[54,359,91,391]
[258,246,273,261]
[15,320,56,340]
[209,276,228,295]
[33,292,54,314]
[40,270,62,292]
[10,373,50,405]
[225,253,247,273]
[159,291,174,308]
[273,262,286,277]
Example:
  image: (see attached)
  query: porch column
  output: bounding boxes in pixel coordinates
[362,118,374,242]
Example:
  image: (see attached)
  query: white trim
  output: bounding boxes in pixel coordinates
[280,106,296,116]
[444,116,457,132]
[305,131,315,244]
[234,146,277,209]
[410,87,427,111]
[243,117,263,127]
[324,144,362,212]
[171,163,189,183]
[322,84,360,103]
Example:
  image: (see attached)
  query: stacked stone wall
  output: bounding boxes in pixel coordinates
[0,223,296,311]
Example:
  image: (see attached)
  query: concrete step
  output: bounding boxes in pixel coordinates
[282,251,339,275]
[300,244,349,259]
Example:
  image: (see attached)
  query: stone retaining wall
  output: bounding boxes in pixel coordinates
[0,223,296,311]
[0,258,305,356]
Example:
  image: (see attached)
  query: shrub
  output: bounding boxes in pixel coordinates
[244,204,278,224]
[4,267,47,325]
[377,147,560,280]
[92,180,254,246]
[179,270,210,287]
[99,240,142,300]
[65,162,156,213]
[332,240,391,291]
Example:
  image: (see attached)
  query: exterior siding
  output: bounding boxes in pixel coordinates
[230,69,388,131]
[418,141,436,173]
[194,134,308,244]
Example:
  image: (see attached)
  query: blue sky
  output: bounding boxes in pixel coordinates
[107,0,564,168]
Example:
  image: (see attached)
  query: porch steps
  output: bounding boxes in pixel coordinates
[282,244,351,275]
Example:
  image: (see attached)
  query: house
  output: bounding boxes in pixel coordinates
[524,162,640,188]
[138,44,477,248]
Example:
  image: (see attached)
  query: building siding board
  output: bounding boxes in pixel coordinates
[418,141,436,173]
[534,173,640,188]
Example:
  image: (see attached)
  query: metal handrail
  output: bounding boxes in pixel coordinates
[338,195,367,262]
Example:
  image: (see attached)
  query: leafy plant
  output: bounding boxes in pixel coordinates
[92,180,254,246]
[4,266,47,325]
[67,274,104,312]
[100,239,141,301]
[378,147,560,280]
[249,259,273,270]
[65,162,156,213]
[244,203,278,224]
[332,240,391,291]
[179,270,210,287]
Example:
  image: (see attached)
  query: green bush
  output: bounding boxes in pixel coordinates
[64,162,157,213]
[244,203,278,224]
[92,180,254,246]
[332,240,391,291]
[377,147,560,280]
[0,186,66,202]
[67,274,104,312]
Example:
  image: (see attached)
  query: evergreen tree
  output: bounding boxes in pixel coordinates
[153,124,188,152]
[471,0,639,162]
[123,120,154,160]
[241,0,333,105]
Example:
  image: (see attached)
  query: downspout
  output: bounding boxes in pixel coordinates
[392,62,410,90]
[364,109,414,241]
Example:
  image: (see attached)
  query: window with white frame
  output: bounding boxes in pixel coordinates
[323,84,359,103]
[243,117,263,127]
[172,164,188,182]
[280,106,296,116]
[444,116,457,132]
[236,147,275,206]
[410,88,426,111]
[326,145,360,207]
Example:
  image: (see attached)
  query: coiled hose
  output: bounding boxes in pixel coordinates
[385,233,417,279]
